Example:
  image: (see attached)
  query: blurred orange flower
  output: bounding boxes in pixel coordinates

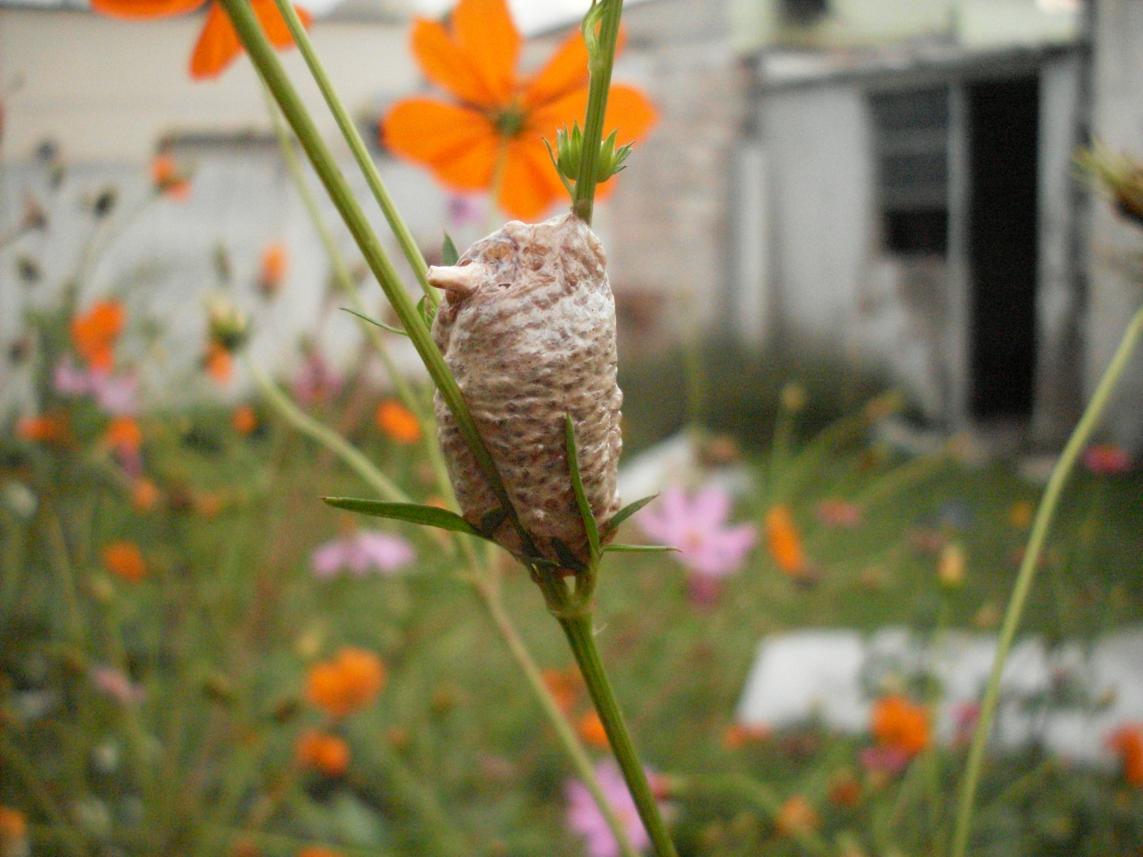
[151,153,191,199]
[296,729,350,777]
[721,722,771,750]
[375,400,422,444]
[540,666,581,714]
[204,341,234,384]
[871,694,930,757]
[16,411,70,445]
[577,710,609,749]
[131,478,162,512]
[91,0,311,81]
[1108,724,1143,786]
[297,848,344,857]
[72,300,124,371]
[103,416,143,454]
[0,805,27,844]
[305,647,387,718]
[232,404,258,436]
[775,795,820,837]
[380,0,656,220]
[258,242,288,295]
[102,541,147,583]
[764,505,807,577]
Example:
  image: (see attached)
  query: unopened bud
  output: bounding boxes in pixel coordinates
[205,293,250,352]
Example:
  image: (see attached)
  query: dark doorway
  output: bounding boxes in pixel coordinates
[968,76,1039,420]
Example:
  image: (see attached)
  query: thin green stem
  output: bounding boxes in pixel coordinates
[572,0,626,224]
[250,362,409,503]
[950,305,1143,857]
[0,735,91,857]
[261,85,457,507]
[253,360,637,855]
[476,579,641,857]
[270,0,433,301]
[560,615,679,857]
[219,0,533,555]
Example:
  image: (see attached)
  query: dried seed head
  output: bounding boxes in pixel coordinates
[431,213,623,566]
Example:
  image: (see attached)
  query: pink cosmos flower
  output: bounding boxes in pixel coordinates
[292,349,342,406]
[858,745,910,777]
[90,665,145,706]
[311,530,415,580]
[53,359,139,415]
[1083,443,1131,475]
[636,485,756,603]
[446,194,485,229]
[566,760,659,857]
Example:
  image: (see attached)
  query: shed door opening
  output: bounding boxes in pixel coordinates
[968,76,1039,420]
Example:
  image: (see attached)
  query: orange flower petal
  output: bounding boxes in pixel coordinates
[529,83,658,145]
[189,2,242,80]
[251,0,311,49]
[411,19,500,108]
[91,0,204,18]
[521,28,626,110]
[381,99,499,192]
[450,0,520,105]
[498,140,567,220]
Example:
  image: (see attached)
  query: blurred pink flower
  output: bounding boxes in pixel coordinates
[953,701,981,746]
[637,485,756,580]
[1083,443,1131,475]
[815,498,863,528]
[446,194,485,229]
[53,359,139,415]
[566,760,658,857]
[859,745,910,776]
[90,665,145,706]
[292,350,342,406]
[311,530,415,579]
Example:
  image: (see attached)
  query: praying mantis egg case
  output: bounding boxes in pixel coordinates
[429,213,623,565]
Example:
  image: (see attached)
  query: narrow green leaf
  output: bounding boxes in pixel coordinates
[602,493,657,536]
[564,414,600,557]
[602,543,679,554]
[339,306,407,336]
[441,233,460,266]
[322,497,484,537]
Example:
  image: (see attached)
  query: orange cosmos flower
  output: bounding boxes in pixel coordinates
[295,729,350,777]
[381,0,656,220]
[71,300,125,371]
[577,710,610,749]
[151,153,191,199]
[16,411,70,445]
[0,806,27,845]
[91,0,311,81]
[304,647,387,718]
[764,505,807,577]
[232,404,258,435]
[1108,724,1143,786]
[298,849,344,857]
[102,541,148,583]
[131,478,162,512]
[540,666,581,715]
[871,695,930,758]
[257,242,288,296]
[775,795,820,838]
[204,341,234,384]
[103,416,143,454]
[375,400,422,444]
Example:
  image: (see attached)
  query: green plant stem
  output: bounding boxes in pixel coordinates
[261,85,457,508]
[560,614,679,857]
[666,773,830,857]
[0,736,90,857]
[250,362,408,503]
[950,304,1143,857]
[572,0,626,224]
[219,0,531,554]
[270,0,432,302]
[476,578,641,857]
[253,363,640,857]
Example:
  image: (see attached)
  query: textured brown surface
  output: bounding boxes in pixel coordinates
[430,213,623,565]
